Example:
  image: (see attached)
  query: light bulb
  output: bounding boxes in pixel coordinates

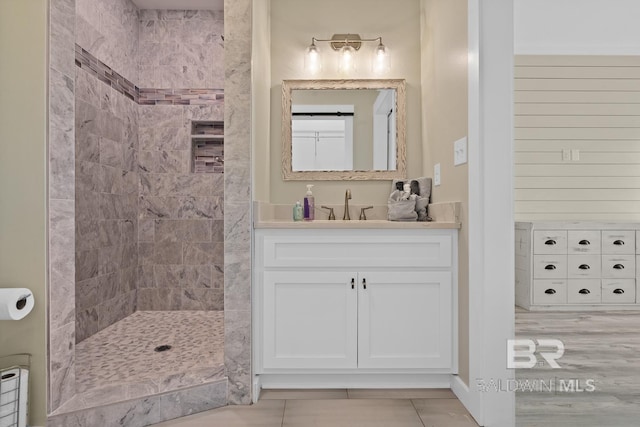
[338,45,356,74]
[305,43,321,74]
[372,43,390,74]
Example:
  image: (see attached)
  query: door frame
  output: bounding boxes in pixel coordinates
[452,1,516,426]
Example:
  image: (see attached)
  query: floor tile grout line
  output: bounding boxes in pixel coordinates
[281,399,287,427]
[410,399,427,427]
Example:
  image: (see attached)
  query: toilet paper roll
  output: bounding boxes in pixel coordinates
[0,288,34,320]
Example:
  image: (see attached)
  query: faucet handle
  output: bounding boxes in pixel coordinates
[320,205,336,220]
[359,206,374,220]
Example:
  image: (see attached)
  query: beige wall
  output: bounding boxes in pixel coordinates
[0,1,48,425]
[420,0,469,385]
[252,0,272,201]
[264,0,422,206]
[515,55,640,221]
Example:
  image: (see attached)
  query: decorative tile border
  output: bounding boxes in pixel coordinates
[139,88,224,106]
[75,44,223,105]
[75,44,139,102]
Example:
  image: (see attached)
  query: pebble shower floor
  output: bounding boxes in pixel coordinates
[74,311,224,406]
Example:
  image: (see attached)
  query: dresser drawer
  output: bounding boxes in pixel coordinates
[533,280,567,305]
[533,230,567,254]
[568,280,602,304]
[601,279,636,304]
[602,255,635,279]
[602,231,635,254]
[568,231,601,254]
[533,255,567,279]
[568,255,601,278]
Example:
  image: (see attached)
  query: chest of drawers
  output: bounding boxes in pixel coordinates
[516,222,639,310]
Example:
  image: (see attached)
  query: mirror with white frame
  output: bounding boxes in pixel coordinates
[282,79,406,180]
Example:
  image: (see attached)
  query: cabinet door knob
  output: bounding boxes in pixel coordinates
[613,264,625,270]
[351,278,355,289]
[579,239,591,245]
[613,240,625,246]
[545,289,556,295]
[578,264,590,270]
[362,278,367,290]
[545,239,557,246]
[614,288,625,294]
[544,264,557,270]
[579,289,591,295]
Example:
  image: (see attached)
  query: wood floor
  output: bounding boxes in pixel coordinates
[515,308,640,426]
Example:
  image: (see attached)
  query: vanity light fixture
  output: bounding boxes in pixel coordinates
[304,34,390,75]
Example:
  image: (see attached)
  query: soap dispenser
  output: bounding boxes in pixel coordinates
[303,184,315,221]
[293,201,304,221]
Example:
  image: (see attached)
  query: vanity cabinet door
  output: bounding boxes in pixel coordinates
[357,271,452,369]
[262,271,358,369]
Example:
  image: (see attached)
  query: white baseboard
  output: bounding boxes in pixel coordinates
[259,373,451,389]
[451,375,483,426]
[253,376,262,403]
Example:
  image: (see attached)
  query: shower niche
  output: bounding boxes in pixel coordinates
[192,121,224,173]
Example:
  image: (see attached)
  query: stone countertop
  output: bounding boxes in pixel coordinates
[253,201,462,229]
[254,219,461,229]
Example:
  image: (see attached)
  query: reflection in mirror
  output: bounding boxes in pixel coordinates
[282,79,406,181]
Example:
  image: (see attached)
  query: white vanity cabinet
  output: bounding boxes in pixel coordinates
[254,228,458,388]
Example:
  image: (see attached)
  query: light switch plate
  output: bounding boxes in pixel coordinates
[571,149,580,161]
[434,163,441,186]
[454,137,468,166]
[562,149,570,161]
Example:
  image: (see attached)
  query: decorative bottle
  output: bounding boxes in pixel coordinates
[303,184,315,221]
[293,201,304,221]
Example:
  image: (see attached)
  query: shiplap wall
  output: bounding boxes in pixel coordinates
[514,55,640,220]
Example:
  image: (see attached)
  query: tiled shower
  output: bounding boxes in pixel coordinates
[71,0,226,411]
[47,0,253,422]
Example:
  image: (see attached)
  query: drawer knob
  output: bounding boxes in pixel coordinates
[544,264,557,270]
[578,264,590,270]
[545,289,557,295]
[579,289,591,295]
[579,239,591,245]
[545,239,557,246]
[614,288,625,294]
[613,240,625,246]
[613,264,625,270]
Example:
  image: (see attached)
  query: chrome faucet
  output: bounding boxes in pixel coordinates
[343,189,351,220]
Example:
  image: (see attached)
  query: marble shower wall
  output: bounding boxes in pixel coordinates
[136,10,225,311]
[74,0,140,343]
[138,10,224,89]
[74,65,139,343]
[137,104,225,311]
[76,0,139,84]
[223,0,252,404]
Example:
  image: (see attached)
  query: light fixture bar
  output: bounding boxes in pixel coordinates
[309,34,384,51]
[305,34,390,75]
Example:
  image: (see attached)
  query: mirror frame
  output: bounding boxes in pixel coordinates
[282,79,407,181]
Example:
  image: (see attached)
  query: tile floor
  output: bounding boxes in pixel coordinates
[150,389,479,427]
